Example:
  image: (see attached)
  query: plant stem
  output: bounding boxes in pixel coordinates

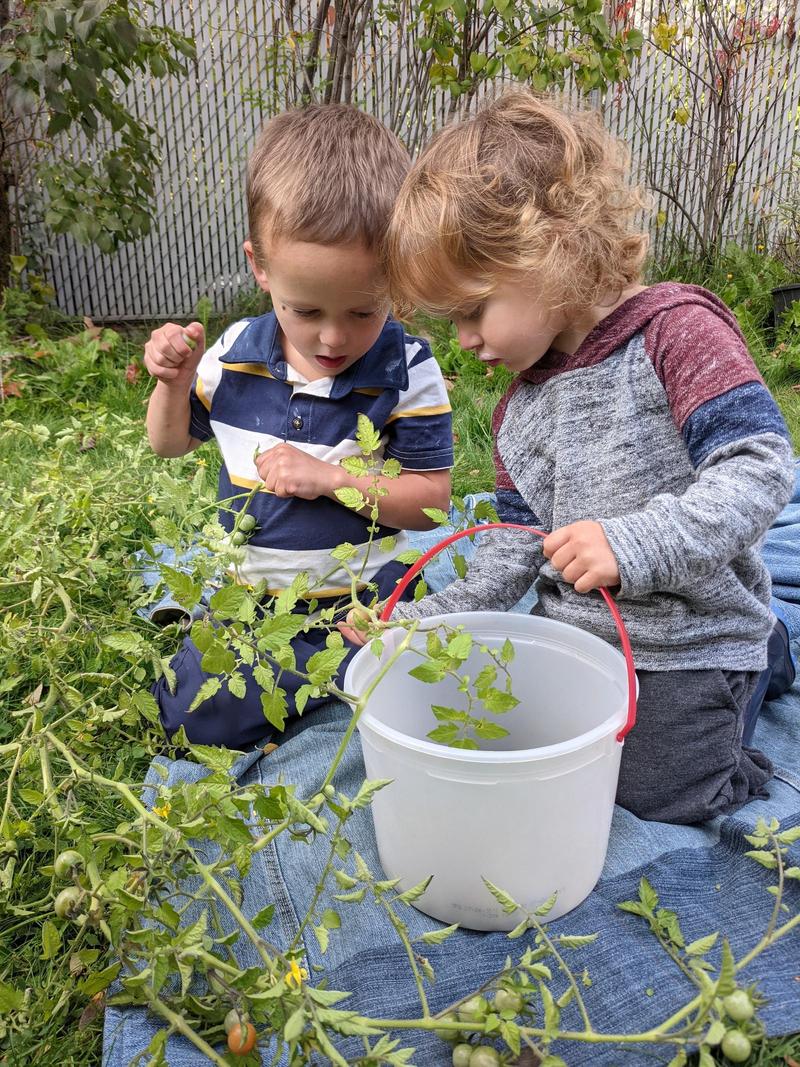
[288,814,348,953]
[0,719,31,835]
[39,740,65,820]
[527,914,594,1032]
[320,622,420,790]
[382,900,429,1017]
[144,993,230,1066]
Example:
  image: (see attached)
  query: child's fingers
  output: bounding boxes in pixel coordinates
[541,526,570,559]
[181,321,206,356]
[144,336,184,369]
[338,622,368,646]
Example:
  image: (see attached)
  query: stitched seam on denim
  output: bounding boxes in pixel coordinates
[773,768,800,793]
[255,760,307,971]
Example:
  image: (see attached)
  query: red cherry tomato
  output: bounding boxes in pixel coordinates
[227,1021,257,1055]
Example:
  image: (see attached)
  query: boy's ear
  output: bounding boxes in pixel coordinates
[243,239,270,293]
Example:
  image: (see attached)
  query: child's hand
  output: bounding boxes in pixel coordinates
[542,520,620,593]
[144,322,205,387]
[338,605,385,646]
[255,443,336,499]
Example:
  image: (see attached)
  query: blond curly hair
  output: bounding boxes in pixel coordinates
[385,90,649,318]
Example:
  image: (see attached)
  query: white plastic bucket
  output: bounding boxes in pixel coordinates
[344,609,634,931]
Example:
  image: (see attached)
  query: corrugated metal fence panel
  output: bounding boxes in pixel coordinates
[14,0,800,319]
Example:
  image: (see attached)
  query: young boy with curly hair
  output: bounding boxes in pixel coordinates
[144,104,453,749]
[356,90,796,825]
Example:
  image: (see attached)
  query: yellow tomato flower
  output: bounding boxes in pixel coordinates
[286,960,308,987]
[153,801,171,819]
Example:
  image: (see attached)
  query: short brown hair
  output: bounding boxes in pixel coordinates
[246,104,410,265]
[385,90,649,318]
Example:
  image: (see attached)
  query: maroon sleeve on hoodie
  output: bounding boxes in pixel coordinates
[644,303,763,431]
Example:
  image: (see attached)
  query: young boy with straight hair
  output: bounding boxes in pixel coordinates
[144,104,454,750]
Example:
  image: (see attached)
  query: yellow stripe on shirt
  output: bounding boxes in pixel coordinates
[223,363,276,378]
[228,473,275,494]
[385,403,452,423]
[195,377,211,411]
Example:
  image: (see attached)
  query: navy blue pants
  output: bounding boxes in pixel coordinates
[155,561,416,750]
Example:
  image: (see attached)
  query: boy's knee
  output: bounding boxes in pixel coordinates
[153,638,269,750]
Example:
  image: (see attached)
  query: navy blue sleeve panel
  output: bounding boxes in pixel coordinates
[683,381,790,469]
[189,379,214,442]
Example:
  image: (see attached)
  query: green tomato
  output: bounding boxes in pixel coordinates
[720,1030,752,1063]
[452,1044,473,1067]
[231,531,247,546]
[469,1047,500,1067]
[457,995,488,1023]
[493,988,523,1014]
[434,1011,461,1043]
[238,514,257,533]
[723,990,755,1023]
[53,886,82,919]
[53,850,84,879]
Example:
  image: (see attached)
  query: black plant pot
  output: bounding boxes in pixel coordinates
[772,282,800,326]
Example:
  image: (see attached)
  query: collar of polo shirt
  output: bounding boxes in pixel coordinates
[218,311,410,396]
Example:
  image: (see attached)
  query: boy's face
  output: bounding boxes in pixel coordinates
[244,237,389,381]
[450,277,568,374]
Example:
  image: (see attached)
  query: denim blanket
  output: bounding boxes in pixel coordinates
[103,691,800,1066]
[106,472,800,1065]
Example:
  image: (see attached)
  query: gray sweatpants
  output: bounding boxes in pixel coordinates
[616,669,773,825]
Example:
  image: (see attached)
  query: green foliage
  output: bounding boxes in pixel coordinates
[416,0,642,100]
[0,327,798,1064]
[1,0,195,257]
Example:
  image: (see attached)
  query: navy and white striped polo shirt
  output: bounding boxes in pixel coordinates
[189,312,453,596]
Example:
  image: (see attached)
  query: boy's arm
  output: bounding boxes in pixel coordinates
[253,444,450,528]
[325,464,451,530]
[144,322,206,457]
[146,382,203,457]
[599,306,796,599]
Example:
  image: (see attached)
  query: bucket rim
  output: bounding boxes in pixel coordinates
[347,611,633,763]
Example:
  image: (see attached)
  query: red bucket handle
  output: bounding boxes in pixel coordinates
[380,522,637,742]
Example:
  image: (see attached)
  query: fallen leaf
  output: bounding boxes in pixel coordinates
[79,435,97,452]
[443,377,455,391]
[78,991,105,1030]
[82,316,102,340]
[125,362,140,383]
[1,379,23,398]
[69,954,87,978]
[262,742,279,755]
[785,1057,800,1067]
[26,682,44,706]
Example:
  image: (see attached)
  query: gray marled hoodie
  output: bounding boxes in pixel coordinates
[393,284,796,671]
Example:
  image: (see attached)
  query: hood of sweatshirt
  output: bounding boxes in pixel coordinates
[521,282,742,383]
